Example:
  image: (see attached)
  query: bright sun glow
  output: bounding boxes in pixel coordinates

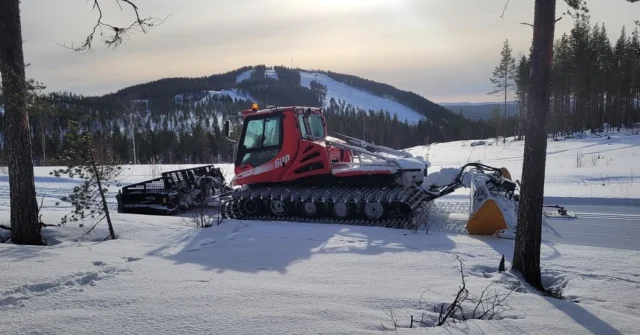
[302,0,393,12]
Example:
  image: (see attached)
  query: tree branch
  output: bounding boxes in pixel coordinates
[520,17,562,27]
[55,0,169,54]
[562,0,590,19]
[500,0,510,19]
[436,256,468,326]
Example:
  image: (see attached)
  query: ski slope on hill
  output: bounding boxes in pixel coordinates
[235,69,254,83]
[299,71,426,124]
[234,68,427,124]
[1,130,639,334]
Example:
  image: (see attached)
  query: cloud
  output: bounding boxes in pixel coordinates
[17,0,640,102]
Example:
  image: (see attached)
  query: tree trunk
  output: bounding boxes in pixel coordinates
[515,103,519,139]
[0,0,43,245]
[504,75,508,143]
[40,122,46,164]
[512,0,556,291]
[88,142,116,240]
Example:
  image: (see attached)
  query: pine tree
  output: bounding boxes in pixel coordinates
[488,39,517,143]
[51,119,121,240]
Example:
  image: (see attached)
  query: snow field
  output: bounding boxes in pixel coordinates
[1,210,638,334]
[0,129,639,334]
[409,130,640,200]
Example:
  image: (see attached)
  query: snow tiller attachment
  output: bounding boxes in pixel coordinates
[424,163,518,236]
[116,165,231,215]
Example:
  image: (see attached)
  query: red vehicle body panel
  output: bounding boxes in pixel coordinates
[232,106,351,187]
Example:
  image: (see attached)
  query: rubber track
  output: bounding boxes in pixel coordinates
[220,184,434,229]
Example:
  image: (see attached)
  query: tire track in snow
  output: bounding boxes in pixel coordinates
[0,261,130,309]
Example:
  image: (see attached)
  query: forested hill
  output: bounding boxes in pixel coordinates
[109,65,462,124]
[0,65,503,166]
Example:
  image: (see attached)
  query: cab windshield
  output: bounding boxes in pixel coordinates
[237,115,282,167]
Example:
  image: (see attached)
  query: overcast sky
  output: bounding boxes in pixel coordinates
[19,0,639,103]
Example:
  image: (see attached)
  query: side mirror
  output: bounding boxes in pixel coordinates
[223,120,231,138]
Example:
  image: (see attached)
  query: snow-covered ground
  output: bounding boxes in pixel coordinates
[1,130,639,334]
[410,130,640,200]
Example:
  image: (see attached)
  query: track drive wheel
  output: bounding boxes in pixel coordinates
[269,199,290,216]
[301,201,320,217]
[363,202,385,220]
[241,198,260,216]
[332,202,351,219]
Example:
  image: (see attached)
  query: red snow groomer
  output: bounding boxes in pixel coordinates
[218,104,521,235]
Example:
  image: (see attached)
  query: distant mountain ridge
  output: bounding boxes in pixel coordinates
[440,101,519,120]
[107,64,467,125]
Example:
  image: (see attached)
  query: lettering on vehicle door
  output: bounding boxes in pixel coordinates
[275,154,290,168]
